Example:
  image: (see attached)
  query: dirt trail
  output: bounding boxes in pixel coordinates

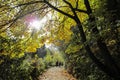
[38,67,77,80]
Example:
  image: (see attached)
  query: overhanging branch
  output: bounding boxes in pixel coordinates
[74,8,88,14]
[0,6,48,32]
[44,0,75,20]
[76,0,79,9]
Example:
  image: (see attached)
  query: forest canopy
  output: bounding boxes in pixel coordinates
[0,0,120,80]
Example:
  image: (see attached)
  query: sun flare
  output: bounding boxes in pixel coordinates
[29,20,41,29]
[25,13,51,30]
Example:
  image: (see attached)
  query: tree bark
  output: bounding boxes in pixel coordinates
[75,19,119,79]
[84,0,120,79]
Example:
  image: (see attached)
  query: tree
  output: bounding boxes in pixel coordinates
[84,0,120,79]
[0,0,120,79]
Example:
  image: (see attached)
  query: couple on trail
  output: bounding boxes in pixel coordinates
[56,61,63,67]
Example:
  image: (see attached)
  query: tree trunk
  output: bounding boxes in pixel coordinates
[75,19,117,79]
[84,0,120,79]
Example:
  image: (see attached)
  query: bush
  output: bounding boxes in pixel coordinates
[0,54,46,80]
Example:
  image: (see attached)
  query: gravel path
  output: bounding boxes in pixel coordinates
[38,67,76,80]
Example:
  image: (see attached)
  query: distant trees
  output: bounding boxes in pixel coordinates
[36,45,47,58]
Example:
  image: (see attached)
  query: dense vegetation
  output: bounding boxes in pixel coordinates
[0,0,120,80]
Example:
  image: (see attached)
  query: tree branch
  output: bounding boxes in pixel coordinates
[76,0,79,9]
[74,8,88,14]
[63,0,87,14]
[43,0,75,19]
[14,1,44,8]
[84,0,92,15]
[0,1,44,12]
[0,6,48,32]
[62,0,80,22]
